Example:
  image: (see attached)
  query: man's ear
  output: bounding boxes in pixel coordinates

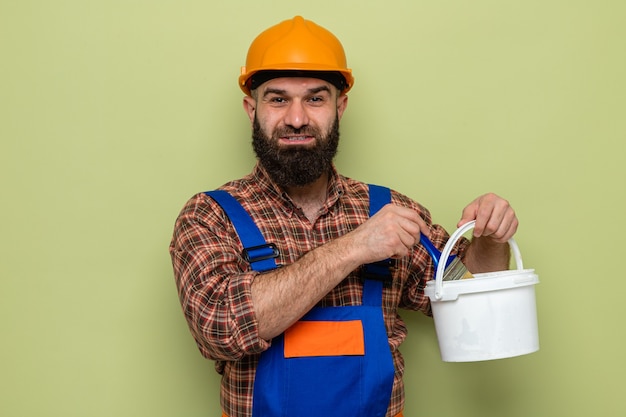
[243,96,256,124]
[337,94,349,120]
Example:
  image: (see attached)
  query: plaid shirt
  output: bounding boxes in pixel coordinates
[170,163,468,417]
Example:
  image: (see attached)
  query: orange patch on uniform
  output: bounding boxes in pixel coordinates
[284,320,365,358]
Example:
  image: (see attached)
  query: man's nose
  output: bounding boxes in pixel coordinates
[284,101,309,129]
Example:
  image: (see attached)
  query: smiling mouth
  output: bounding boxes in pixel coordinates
[281,135,314,143]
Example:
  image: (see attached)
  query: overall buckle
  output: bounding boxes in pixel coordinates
[242,243,279,264]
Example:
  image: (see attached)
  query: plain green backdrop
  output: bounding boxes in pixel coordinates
[2,0,625,416]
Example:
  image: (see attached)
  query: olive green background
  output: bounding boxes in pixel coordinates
[2,1,624,416]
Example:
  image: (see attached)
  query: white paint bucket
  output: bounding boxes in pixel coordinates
[424,221,539,362]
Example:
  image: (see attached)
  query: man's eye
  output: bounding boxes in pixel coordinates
[270,97,286,103]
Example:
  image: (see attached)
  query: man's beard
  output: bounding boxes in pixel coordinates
[252,116,340,188]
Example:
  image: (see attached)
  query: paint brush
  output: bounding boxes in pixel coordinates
[420,233,474,281]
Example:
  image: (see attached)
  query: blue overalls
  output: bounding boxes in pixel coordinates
[206,184,395,417]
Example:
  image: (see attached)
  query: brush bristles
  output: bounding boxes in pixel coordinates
[442,258,474,281]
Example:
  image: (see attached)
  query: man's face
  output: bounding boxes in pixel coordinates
[243,77,348,188]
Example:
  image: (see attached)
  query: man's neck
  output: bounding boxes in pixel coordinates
[284,172,329,223]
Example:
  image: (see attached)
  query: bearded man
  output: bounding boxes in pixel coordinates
[170,16,517,417]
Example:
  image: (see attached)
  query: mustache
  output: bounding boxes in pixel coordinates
[272,125,321,138]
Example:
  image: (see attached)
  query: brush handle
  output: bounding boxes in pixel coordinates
[420,233,456,270]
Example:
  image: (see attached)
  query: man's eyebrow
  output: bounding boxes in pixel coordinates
[262,88,286,98]
[261,85,332,98]
[308,85,331,95]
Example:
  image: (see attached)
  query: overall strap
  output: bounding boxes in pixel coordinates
[362,184,393,306]
[368,184,391,217]
[205,190,278,272]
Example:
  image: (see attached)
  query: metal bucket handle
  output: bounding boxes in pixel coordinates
[434,220,524,300]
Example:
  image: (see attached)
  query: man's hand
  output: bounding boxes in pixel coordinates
[458,193,518,273]
[458,193,518,243]
[347,204,429,263]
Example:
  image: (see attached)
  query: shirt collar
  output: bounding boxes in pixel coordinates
[251,163,345,216]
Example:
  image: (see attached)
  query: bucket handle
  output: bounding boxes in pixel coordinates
[434,220,524,300]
